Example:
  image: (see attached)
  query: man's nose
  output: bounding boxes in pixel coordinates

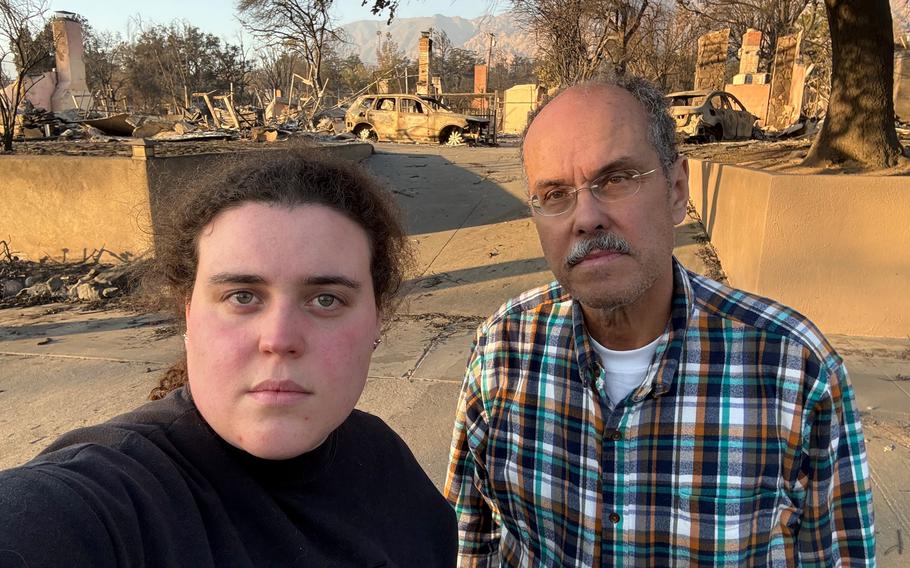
[571,187,610,234]
[258,304,305,357]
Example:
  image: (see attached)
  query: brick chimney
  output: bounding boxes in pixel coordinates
[417,31,432,95]
[50,12,92,112]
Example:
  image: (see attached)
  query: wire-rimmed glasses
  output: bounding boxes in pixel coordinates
[528,168,657,216]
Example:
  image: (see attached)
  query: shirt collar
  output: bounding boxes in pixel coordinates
[570,257,694,399]
[651,258,694,396]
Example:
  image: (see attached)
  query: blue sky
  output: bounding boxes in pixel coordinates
[46,0,504,43]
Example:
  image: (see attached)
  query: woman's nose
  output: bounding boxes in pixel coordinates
[258,305,305,357]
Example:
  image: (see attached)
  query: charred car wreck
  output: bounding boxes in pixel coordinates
[345,94,490,145]
[667,90,758,142]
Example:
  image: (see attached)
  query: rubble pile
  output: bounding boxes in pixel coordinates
[0,254,143,309]
[17,105,84,139]
[19,106,56,137]
[4,79,367,151]
[10,105,349,147]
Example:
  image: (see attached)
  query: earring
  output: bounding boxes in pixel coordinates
[183,333,189,342]
[372,338,382,350]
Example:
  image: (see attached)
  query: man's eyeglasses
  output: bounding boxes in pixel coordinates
[528,168,657,216]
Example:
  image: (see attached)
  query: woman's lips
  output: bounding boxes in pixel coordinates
[248,379,314,405]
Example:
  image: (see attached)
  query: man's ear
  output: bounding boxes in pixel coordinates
[668,157,690,225]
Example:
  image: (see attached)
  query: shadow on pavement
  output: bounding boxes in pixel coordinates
[365,147,530,236]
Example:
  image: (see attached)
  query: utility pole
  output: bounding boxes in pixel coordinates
[487,33,495,69]
[487,33,496,92]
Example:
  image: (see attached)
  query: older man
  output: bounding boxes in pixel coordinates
[445,76,874,566]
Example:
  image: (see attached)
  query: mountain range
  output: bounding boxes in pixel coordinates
[338,12,537,66]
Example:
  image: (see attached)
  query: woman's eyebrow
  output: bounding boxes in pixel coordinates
[207,273,361,289]
[304,275,361,289]
[208,273,265,285]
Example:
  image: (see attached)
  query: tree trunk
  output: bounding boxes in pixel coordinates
[1,101,12,152]
[804,0,904,167]
[1,79,23,153]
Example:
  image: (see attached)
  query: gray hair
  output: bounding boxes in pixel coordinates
[520,75,679,179]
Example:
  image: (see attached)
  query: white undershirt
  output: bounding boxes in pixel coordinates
[589,335,661,406]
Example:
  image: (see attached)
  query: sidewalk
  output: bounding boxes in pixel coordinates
[830,334,910,563]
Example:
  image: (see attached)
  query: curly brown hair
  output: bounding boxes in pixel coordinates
[146,149,412,400]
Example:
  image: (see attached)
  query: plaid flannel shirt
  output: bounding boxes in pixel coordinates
[445,259,874,567]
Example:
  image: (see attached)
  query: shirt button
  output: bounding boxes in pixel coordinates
[609,512,621,523]
[605,429,623,441]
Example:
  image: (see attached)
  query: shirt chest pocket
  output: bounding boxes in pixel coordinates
[673,485,796,562]
[678,486,775,515]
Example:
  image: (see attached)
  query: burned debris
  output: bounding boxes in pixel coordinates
[0,14,357,149]
[4,5,906,159]
[2,14,503,151]
[0,241,141,308]
[673,27,839,145]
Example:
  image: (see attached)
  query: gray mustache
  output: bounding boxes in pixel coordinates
[565,232,632,267]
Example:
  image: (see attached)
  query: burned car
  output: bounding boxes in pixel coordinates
[667,90,758,142]
[344,94,490,145]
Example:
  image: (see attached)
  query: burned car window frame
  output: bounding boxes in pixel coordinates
[401,99,425,114]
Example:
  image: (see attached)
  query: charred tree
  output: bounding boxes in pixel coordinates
[512,0,650,87]
[0,0,51,153]
[804,0,904,167]
[237,0,339,124]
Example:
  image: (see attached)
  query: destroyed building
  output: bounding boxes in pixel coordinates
[2,12,93,115]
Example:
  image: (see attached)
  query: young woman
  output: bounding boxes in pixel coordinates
[0,150,456,566]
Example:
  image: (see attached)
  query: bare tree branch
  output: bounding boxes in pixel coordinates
[236,0,343,122]
[511,0,652,86]
[0,0,49,152]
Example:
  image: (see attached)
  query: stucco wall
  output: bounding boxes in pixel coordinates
[0,155,151,261]
[1,143,373,263]
[687,158,910,337]
[144,143,374,233]
[503,84,542,135]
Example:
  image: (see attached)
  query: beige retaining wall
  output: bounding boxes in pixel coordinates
[0,142,373,263]
[0,155,152,262]
[687,158,910,338]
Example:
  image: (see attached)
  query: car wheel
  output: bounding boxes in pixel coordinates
[706,126,723,143]
[442,127,465,146]
[355,125,377,142]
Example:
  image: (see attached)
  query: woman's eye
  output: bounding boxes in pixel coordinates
[229,291,256,305]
